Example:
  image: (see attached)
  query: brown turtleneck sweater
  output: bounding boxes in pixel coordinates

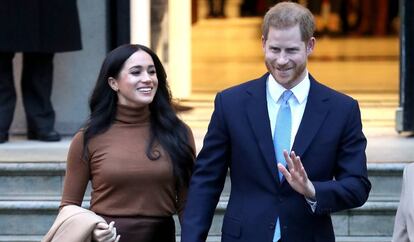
[60,104,195,220]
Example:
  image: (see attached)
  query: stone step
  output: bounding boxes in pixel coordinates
[0,235,392,242]
[336,237,392,242]
[192,18,398,61]
[0,236,43,242]
[180,92,399,129]
[210,196,398,237]
[181,236,394,242]
[191,17,399,92]
[0,162,406,239]
[0,162,405,202]
[0,198,397,238]
[182,236,393,242]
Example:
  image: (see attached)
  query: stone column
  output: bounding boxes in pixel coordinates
[130,0,151,46]
[396,0,414,133]
[168,0,192,99]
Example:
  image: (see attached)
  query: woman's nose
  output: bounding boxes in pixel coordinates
[141,72,152,82]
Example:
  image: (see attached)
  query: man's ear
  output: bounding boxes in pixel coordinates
[108,77,118,92]
[306,37,316,55]
[261,35,266,52]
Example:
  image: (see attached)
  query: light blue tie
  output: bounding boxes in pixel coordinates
[274,90,293,181]
[273,90,292,242]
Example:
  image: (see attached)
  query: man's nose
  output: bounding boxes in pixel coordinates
[276,53,289,65]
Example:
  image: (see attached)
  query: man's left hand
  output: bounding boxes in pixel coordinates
[278,150,316,199]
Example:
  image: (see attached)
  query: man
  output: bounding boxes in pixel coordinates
[181,2,371,242]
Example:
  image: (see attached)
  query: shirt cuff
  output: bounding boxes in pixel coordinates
[305,197,317,213]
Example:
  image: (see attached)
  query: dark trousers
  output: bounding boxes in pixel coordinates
[100,214,176,242]
[0,52,55,134]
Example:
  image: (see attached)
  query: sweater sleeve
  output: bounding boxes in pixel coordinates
[60,132,91,209]
[177,125,196,224]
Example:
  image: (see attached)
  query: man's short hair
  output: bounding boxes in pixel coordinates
[262,2,315,42]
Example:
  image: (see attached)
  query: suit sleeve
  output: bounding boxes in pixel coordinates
[313,100,371,214]
[181,93,230,242]
[60,132,91,209]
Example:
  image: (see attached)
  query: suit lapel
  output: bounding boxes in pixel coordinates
[245,74,281,184]
[292,76,330,158]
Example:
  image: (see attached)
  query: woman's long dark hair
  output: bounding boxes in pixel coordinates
[83,44,195,188]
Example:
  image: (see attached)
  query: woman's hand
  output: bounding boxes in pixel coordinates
[92,221,120,242]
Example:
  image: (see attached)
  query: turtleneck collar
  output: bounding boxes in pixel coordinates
[114,104,151,124]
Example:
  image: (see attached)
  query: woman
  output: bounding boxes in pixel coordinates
[60,44,195,242]
[392,163,414,242]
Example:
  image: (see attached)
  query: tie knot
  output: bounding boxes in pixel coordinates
[281,90,293,103]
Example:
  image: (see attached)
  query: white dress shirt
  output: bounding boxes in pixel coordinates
[266,71,310,147]
[266,71,317,211]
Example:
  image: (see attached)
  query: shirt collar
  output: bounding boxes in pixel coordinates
[267,70,310,104]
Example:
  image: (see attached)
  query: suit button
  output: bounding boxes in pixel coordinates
[269,222,275,229]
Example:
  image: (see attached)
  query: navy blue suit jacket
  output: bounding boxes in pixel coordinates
[181,73,371,242]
